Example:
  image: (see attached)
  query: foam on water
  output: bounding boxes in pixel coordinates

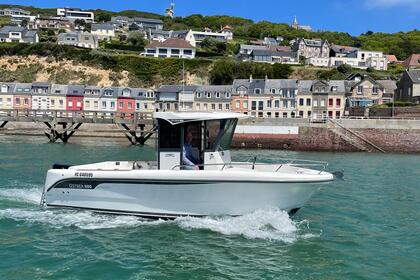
[176,208,318,242]
[0,208,164,230]
[0,188,43,204]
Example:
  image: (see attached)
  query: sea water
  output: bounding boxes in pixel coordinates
[0,135,419,279]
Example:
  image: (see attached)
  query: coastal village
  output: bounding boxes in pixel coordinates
[0,4,418,121]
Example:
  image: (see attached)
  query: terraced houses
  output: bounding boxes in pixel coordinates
[0,76,397,119]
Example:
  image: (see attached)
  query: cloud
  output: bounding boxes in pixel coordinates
[365,0,419,9]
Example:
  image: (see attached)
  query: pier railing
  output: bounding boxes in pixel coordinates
[0,109,153,124]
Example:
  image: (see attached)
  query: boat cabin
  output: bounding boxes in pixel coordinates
[154,112,248,170]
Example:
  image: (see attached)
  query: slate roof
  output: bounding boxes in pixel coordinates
[146,38,194,49]
[67,85,85,96]
[51,84,68,96]
[406,69,420,84]
[252,49,296,57]
[91,23,114,31]
[377,80,397,92]
[156,85,198,93]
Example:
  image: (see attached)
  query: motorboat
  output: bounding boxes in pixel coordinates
[40,112,334,219]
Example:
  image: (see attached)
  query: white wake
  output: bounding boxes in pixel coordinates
[0,208,164,230]
[176,208,318,242]
[0,187,43,204]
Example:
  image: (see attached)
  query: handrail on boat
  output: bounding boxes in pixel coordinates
[172,159,328,173]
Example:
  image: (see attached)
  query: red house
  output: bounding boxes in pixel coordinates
[66,85,84,111]
[117,88,136,118]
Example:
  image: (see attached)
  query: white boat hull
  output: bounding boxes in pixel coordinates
[42,168,332,218]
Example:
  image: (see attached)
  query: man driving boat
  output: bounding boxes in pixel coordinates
[183,131,200,170]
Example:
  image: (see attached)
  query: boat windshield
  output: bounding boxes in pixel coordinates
[205,119,237,152]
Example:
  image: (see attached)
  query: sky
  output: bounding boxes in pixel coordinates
[1,0,419,35]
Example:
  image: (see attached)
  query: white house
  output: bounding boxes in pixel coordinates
[57,32,98,49]
[91,23,115,41]
[57,8,94,23]
[0,26,38,43]
[143,38,196,59]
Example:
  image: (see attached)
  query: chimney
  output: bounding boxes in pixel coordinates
[249,75,253,83]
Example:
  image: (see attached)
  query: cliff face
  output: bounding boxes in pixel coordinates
[0,55,209,88]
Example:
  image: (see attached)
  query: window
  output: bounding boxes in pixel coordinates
[270,88,276,94]
[251,101,257,110]
[328,111,333,118]
[102,101,107,108]
[329,99,333,107]
[299,98,304,106]
[254,88,261,94]
[291,112,295,118]
[144,103,148,109]
[51,99,55,106]
[24,98,28,105]
[267,112,272,118]
[290,100,295,108]
[267,100,272,108]
[258,112,263,118]
[243,101,248,109]
[207,92,211,98]
[196,103,201,110]
[59,100,63,107]
[158,48,168,54]
[225,92,230,98]
[306,98,311,106]
[184,50,192,55]
[299,111,304,117]
[336,99,341,107]
[258,101,263,110]
[235,100,240,109]
[128,103,132,110]
[85,100,90,107]
[15,98,21,106]
[314,99,318,106]
[373,87,379,94]
[110,102,115,109]
[196,92,201,98]
[76,102,81,108]
[218,104,223,110]
[171,49,180,54]
[332,86,337,92]
[225,104,230,110]
[320,100,325,107]
[211,104,216,110]
[275,112,279,118]
[68,101,73,107]
[275,100,280,108]
[282,90,288,98]
[119,102,123,109]
[216,92,220,98]
[357,86,363,94]
[204,103,208,111]
[283,100,288,108]
[94,101,98,108]
[283,112,288,118]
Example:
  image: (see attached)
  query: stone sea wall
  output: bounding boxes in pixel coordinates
[1,120,420,153]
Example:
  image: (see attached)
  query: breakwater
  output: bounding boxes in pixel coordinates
[1,118,420,153]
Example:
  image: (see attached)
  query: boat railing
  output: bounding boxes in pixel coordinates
[172,159,328,174]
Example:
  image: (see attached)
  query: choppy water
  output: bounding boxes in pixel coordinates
[0,135,419,279]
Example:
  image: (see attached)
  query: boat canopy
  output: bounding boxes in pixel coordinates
[153,112,249,125]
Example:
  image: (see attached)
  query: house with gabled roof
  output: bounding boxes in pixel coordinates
[397,69,420,103]
[143,38,195,59]
[0,26,38,43]
[403,54,420,70]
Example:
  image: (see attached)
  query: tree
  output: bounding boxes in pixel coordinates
[127,32,147,48]
[200,37,227,55]
[272,63,292,79]
[337,64,352,75]
[20,19,28,28]
[74,19,86,29]
[210,60,235,85]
